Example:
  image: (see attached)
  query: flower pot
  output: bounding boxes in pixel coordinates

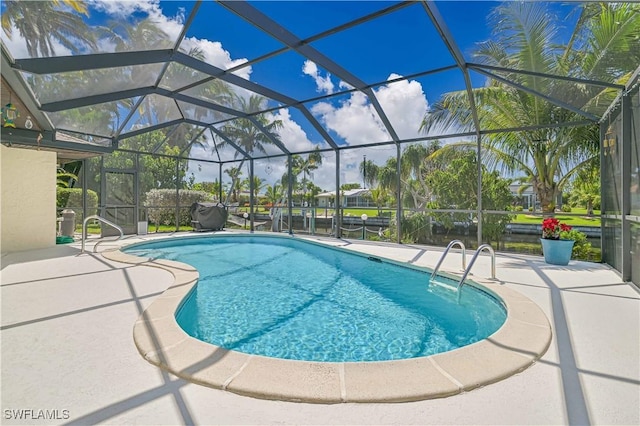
[540,238,575,265]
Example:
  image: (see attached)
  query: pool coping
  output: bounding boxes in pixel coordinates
[102,234,552,403]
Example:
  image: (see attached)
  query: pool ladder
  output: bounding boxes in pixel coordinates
[430,240,467,282]
[81,215,124,254]
[430,241,496,301]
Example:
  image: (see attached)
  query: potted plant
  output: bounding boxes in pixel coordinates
[540,218,574,265]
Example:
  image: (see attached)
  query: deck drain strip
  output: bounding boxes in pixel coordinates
[223,355,253,389]
[429,357,463,390]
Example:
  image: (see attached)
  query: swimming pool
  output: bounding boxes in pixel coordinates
[125,235,506,362]
[111,233,551,402]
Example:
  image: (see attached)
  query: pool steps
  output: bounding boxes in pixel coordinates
[456,244,496,301]
[430,240,467,281]
[429,241,497,301]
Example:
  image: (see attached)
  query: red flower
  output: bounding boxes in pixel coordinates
[542,218,571,239]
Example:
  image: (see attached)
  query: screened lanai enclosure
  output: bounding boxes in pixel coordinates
[1,1,639,285]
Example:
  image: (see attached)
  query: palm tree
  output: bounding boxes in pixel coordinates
[265,182,284,207]
[56,168,78,188]
[367,141,445,210]
[421,2,640,213]
[370,186,389,216]
[568,163,600,216]
[359,159,379,189]
[218,94,284,159]
[243,175,266,200]
[302,182,322,208]
[292,147,323,205]
[215,94,284,205]
[400,141,443,209]
[224,166,242,203]
[377,157,399,206]
[105,18,233,147]
[2,0,96,57]
[104,18,173,52]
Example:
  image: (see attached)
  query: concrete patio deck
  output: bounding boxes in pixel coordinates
[1,231,638,425]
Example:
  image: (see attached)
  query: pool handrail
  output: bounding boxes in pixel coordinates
[430,240,466,282]
[456,244,496,301]
[81,215,123,254]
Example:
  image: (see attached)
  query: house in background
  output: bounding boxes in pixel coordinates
[509,184,566,211]
[316,189,371,208]
[509,184,537,210]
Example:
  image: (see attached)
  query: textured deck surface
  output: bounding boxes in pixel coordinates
[1,231,638,425]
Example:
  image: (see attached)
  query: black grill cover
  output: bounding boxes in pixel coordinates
[190,202,227,231]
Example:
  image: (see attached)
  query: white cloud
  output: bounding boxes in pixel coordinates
[301,65,430,154]
[90,0,185,46]
[272,110,314,151]
[89,0,162,18]
[338,81,354,90]
[180,37,252,80]
[307,74,432,186]
[310,74,430,145]
[311,91,389,146]
[108,0,253,78]
[375,74,429,139]
[302,60,335,94]
[269,108,335,188]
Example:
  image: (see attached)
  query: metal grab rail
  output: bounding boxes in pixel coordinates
[457,244,496,301]
[81,215,124,254]
[430,240,466,282]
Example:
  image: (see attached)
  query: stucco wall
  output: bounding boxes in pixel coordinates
[1,145,57,253]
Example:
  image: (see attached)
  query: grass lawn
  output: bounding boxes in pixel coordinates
[511,208,601,227]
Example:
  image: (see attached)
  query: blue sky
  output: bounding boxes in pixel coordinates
[177,0,498,155]
[179,1,496,99]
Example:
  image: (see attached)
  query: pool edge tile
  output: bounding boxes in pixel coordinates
[343,358,461,402]
[225,357,343,404]
[133,316,190,363]
[157,339,252,390]
[430,338,540,392]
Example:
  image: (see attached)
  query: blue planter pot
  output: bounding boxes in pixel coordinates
[540,238,575,265]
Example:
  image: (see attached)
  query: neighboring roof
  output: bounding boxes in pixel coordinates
[508,184,534,195]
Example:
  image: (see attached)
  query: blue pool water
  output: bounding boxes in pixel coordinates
[125,236,506,362]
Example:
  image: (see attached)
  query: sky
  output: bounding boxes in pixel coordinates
[0,0,580,192]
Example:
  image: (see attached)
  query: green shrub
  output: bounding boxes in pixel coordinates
[144,189,212,230]
[528,207,533,212]
[560,204,572,212]
[56,187,98,216]
[560,229,592,260]
[513,205,524,212]
[397,213,432,244]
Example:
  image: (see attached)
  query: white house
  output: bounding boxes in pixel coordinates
[316,189,371,208]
